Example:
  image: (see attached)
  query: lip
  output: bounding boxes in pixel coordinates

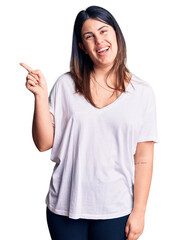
[96,46,110,56]
[96,46,110,52]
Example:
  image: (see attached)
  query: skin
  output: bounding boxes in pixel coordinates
[19,62,54,151]
[79,19,118,70]
[125,141,154,240]
[79,18,119,85]
[20,18,155,240]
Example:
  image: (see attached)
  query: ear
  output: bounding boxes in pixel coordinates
[78,42,88,54]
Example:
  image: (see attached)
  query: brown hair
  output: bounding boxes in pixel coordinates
[70,6,132,108]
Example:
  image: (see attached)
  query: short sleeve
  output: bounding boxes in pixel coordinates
[137,87,159,143]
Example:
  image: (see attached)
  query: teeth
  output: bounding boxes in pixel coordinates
[97,47,109,53]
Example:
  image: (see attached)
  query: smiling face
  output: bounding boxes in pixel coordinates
[79,18,118,70]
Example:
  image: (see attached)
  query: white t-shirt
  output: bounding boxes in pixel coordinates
[45,72,159,220]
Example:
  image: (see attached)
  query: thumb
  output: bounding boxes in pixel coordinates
[125,222,130,238]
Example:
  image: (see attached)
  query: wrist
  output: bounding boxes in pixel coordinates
[132,206,146,215]
[34,91,48,99]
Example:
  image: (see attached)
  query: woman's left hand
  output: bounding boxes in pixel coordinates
[125,210,145,240]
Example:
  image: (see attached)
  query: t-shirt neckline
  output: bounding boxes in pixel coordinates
[88,74,133,113]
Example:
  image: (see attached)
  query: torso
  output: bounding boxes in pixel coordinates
[90,72,132,109]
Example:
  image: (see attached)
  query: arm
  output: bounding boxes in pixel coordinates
[32,93,54,152]
[20,62,54,152]
[133,141,154,213]
[125,141,154,240]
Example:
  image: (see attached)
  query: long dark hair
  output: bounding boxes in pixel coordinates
[70,5,131,108]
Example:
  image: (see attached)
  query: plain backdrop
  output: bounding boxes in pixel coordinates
[0,0,177,239]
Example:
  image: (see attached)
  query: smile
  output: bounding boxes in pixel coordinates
[96,47,110,56]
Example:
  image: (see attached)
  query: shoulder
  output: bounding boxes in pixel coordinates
[50,72,74,92]
[131,74,152,88]
[131,73,156,97]
[53,71,73,87]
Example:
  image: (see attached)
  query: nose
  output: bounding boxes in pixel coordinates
[95,35,103,45]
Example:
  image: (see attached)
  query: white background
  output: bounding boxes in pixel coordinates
[0,0,177,239]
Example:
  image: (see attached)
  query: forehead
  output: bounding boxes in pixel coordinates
[81,18,111,32]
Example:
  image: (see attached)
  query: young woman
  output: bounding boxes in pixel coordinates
[20,5,158,240]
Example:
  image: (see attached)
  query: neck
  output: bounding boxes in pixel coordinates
[92,65,116,83]
[93,64,112,76]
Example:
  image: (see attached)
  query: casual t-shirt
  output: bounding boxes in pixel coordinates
[45,72,159,220]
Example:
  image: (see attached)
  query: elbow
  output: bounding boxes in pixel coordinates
[38,147,48,152]
[32,132,54,152]
[34,142,53,152]
[37,145,52,152]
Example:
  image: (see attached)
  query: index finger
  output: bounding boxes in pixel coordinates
[19,62,33,73]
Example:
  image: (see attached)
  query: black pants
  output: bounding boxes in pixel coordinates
[46,207,130,240]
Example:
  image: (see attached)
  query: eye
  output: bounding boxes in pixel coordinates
[86,35,93,40]
[101,30,107,34]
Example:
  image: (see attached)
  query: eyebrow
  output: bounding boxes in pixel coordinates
[82,26,109,37]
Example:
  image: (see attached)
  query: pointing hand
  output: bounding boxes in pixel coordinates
[20,62,48,96]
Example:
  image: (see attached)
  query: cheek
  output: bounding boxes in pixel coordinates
[114,43,118,53]
[84,43,94,54]
[108,34,117,47]
[112,38,118,53]
[111,32,118,46]
[110,40,118,54]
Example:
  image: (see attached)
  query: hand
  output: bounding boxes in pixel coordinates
[20,62,48,96]
[125,210,145,240]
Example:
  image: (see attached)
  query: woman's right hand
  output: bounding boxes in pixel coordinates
[20,62,48,96]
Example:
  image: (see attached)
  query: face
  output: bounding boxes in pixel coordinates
[79,18,118,70]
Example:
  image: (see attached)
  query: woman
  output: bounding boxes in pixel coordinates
[20,5,158,240]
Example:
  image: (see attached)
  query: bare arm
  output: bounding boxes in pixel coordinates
[125,141,154,240]
[20,62,54,152]
[32,93,54,151]
[133,141,154,213]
